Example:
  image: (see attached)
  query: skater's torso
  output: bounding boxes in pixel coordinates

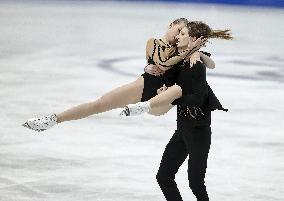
[141,39,181,101]
[176,61,208,108]
[175,61,211,127]
[146,38,181,83]
[174,60,228,128]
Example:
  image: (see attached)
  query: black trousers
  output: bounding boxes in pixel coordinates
[156,125,212,201]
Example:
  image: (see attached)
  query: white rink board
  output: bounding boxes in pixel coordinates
[0,1,284,201]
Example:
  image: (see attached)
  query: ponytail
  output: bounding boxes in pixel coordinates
[210,29,233,40]
[187,21,233,40]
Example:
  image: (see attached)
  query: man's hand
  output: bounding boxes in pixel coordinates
[157,84,168,94]
[144,64,165,76]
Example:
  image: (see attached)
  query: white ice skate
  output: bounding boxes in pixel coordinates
[22,114,58,132]
[120,102,151,116]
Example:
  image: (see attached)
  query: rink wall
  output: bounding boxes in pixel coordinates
[117,0,284,8]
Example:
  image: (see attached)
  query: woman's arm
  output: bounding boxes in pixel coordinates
[200,51,215,69]
[146,38,206,71]
[184,51,215,69]
[144,51,214,76]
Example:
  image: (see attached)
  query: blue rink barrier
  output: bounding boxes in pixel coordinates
[119,0,284,8]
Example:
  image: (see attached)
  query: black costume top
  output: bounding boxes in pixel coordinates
[141,39,189,101]
[141,63,181,102]
[172,60,228,127]
[140,38,227,124]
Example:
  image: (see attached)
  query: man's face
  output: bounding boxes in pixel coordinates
[176,27,190,48]
[166,22,186,45]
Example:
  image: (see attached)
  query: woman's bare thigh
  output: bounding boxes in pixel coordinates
[98,76,145,110]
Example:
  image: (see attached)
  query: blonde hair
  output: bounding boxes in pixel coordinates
[172,18,189,25]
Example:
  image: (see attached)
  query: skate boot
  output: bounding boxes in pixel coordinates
[120,102,151,116]
[22,114,58,132]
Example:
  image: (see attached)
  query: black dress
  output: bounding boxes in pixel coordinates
[141,39,185,101]
[141,60,181,101]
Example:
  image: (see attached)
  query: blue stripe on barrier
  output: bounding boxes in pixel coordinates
[119,0,284,8]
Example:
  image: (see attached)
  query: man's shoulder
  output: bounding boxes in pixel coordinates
[190,61,206,76]
[183,60,206,70]
[194,61,206,70]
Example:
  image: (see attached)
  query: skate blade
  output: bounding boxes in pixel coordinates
[22,122,45,132]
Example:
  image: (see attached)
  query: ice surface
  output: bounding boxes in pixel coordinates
[0,1,284,201]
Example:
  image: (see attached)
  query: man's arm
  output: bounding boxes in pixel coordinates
[172,62,207,107]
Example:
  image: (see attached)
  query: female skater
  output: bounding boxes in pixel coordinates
[121,21,231,201]
[120,21,231,116]
[22,18,212,132]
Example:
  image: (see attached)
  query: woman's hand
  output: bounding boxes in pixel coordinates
[157,84,168,94]
[190,51,202,67]
[144,64,165,76]
[185,51,202,68]
[188,36,207,50]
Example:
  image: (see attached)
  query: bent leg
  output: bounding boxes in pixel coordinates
[57,76,144,123]
[148,104,174,116]
[156,130,188,201]
[149,85,182,110]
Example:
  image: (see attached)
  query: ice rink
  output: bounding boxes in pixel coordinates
[1,1,284,201]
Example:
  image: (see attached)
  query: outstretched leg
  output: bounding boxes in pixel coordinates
[23,76,145,131]
[57,76,144,123]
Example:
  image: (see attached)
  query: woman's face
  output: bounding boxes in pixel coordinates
[176,27,192,48]
[166,22,186,45]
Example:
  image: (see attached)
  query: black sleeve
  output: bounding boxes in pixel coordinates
[172,62,207,107]
[207,84,228,112]
[200,51,211,57]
